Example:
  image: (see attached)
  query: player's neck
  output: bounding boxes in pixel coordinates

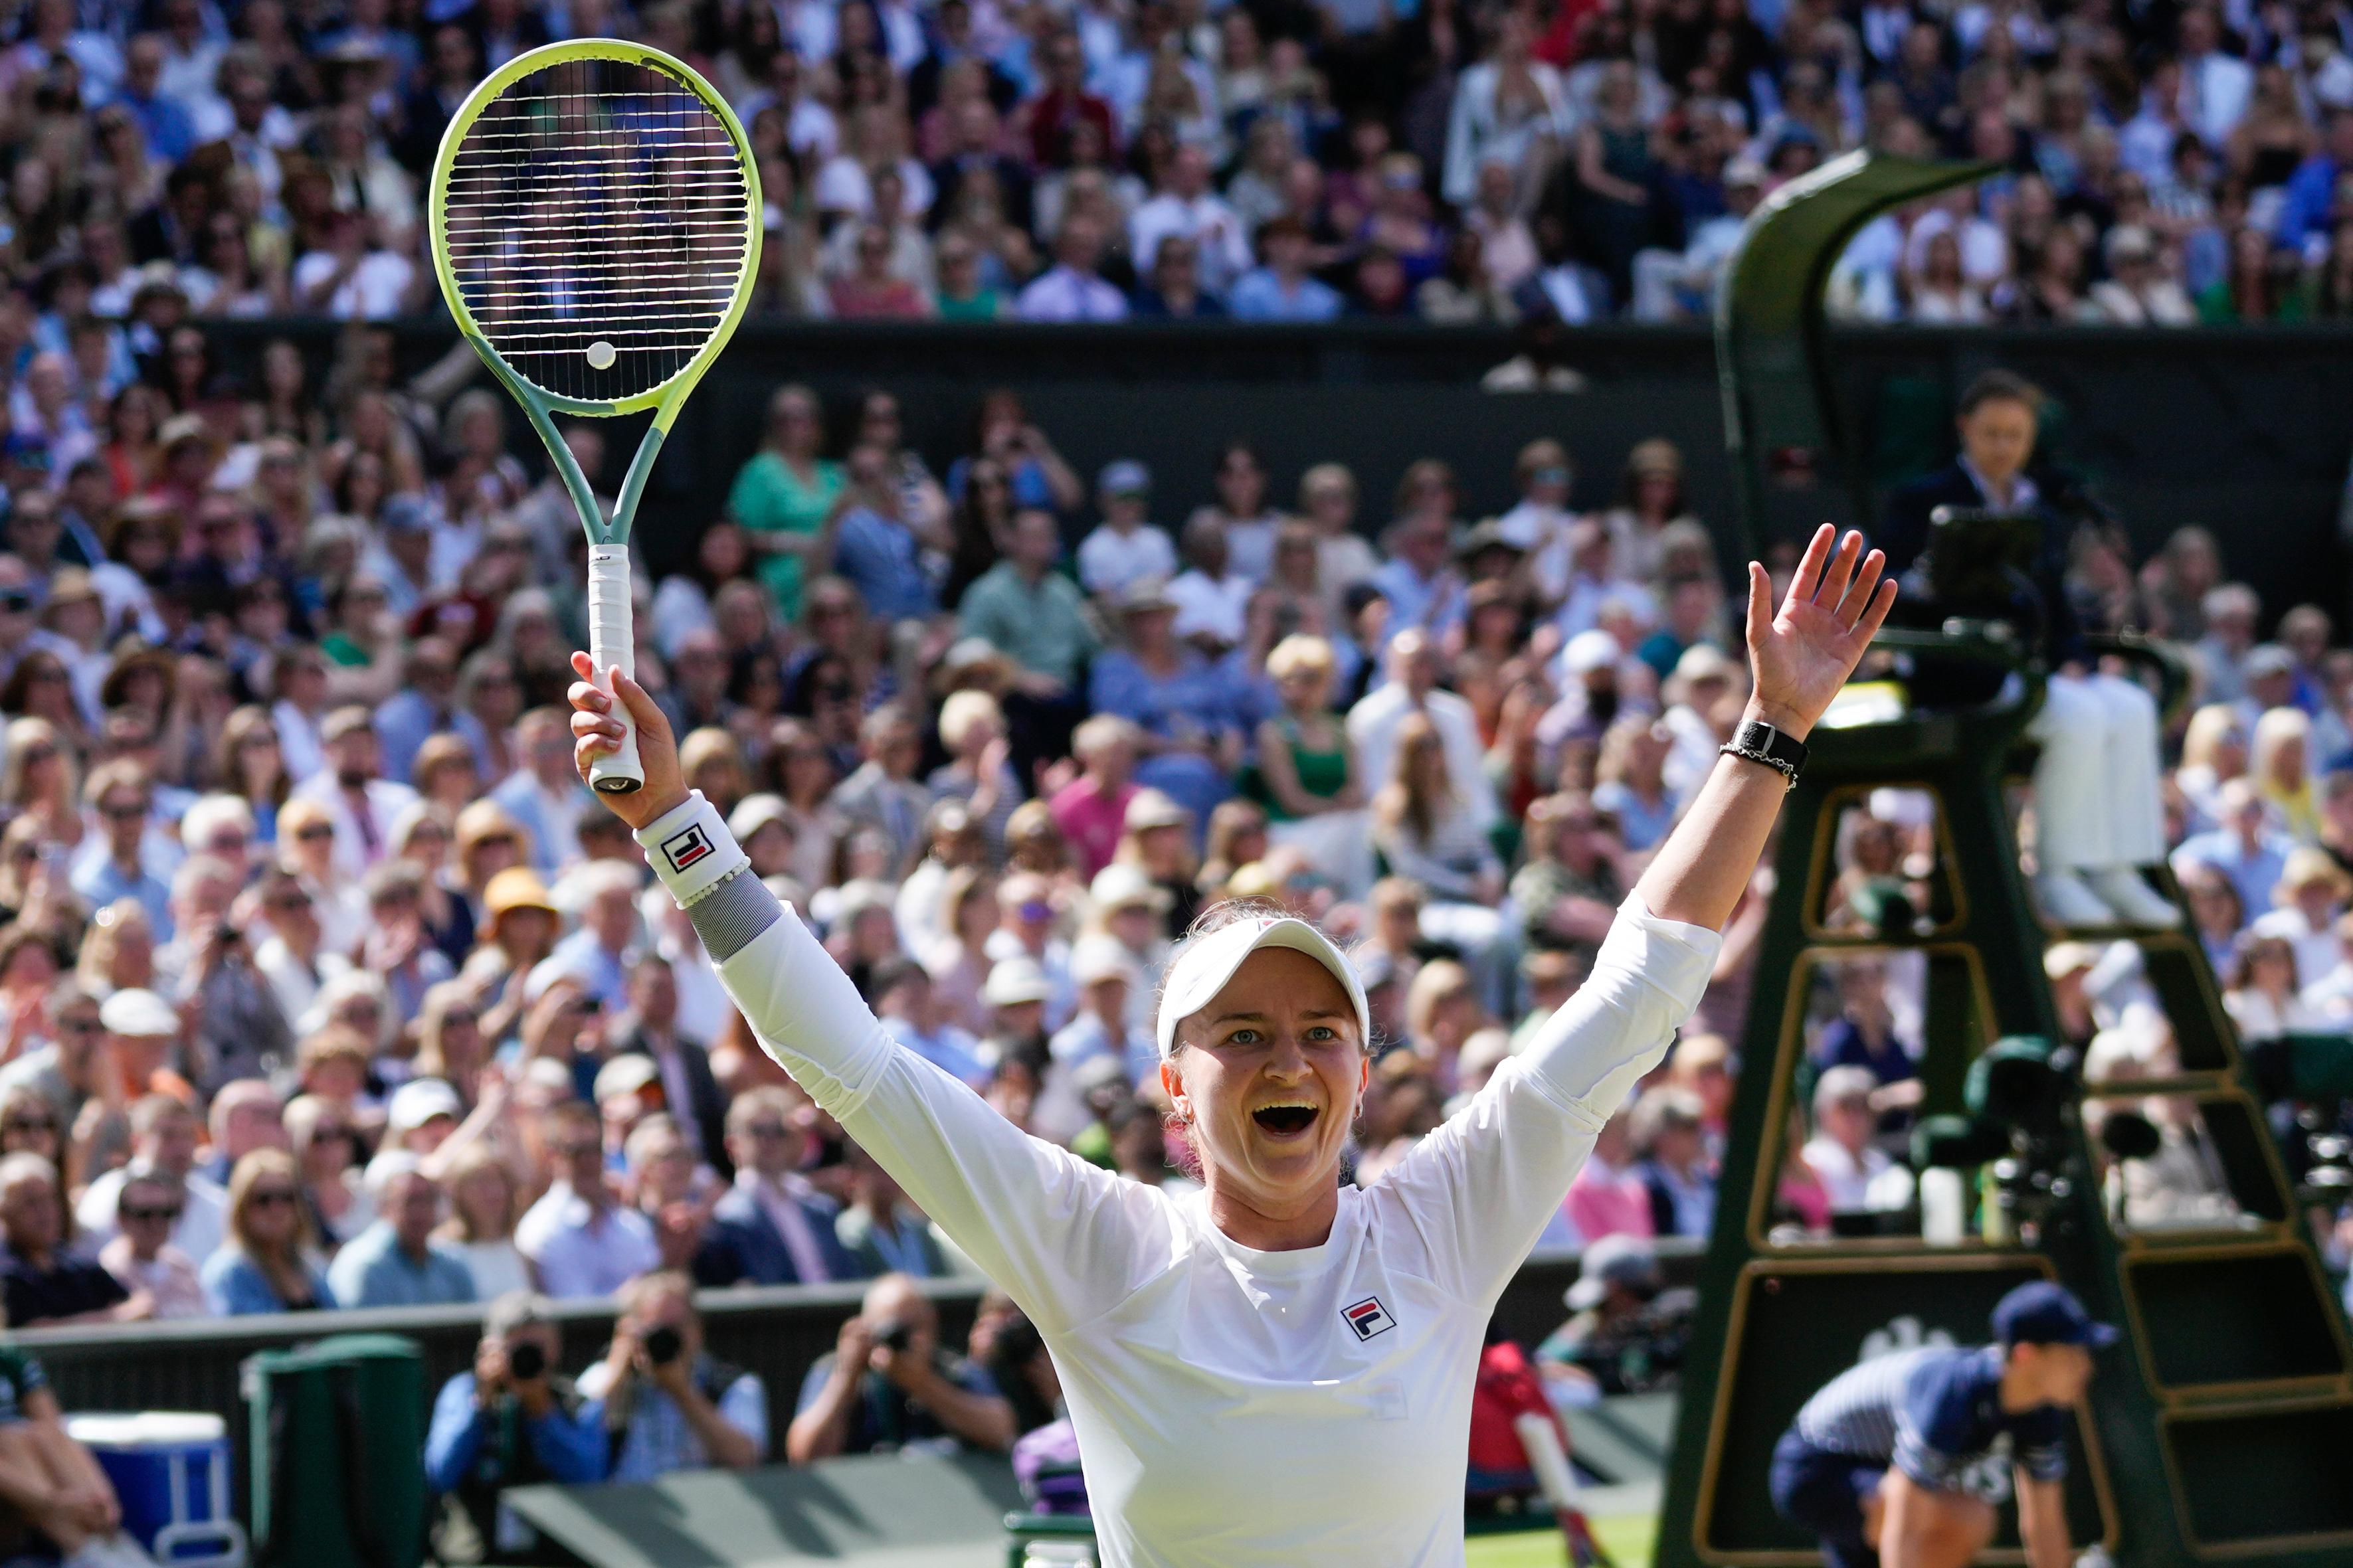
[1204,1178,1341,1253]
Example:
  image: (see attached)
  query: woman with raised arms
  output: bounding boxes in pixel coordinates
[566,526,1894,1567]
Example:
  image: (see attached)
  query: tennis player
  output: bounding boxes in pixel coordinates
[568,525,1894,1565]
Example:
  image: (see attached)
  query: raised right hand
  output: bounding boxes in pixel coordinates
[568,652,690,830]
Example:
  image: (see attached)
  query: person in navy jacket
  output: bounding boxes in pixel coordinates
[1873,370,2175,930]
[695,1088,863,1288]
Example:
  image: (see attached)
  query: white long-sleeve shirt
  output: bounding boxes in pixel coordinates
[637,796,1719,1567]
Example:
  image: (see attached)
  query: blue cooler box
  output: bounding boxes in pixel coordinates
[66,1412,247,1568]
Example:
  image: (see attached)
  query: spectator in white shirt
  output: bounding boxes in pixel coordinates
[2251,847,2348,990]
[1165,513,1254,649]
[98,1169,207,1318]
[78,1094,228,1265]
[1903,189,2009,292]
[516,1100,662,1300]
[1346,630,1501,835]
[290,209,417,320]
[1076,460,1177,597]
[1440,11,1573,206]
[1016,213,1130,322]
[1800,1067,1915,1215]
[2087,224,2198,325]
[2176,6,2253,149]
[1496,438,1580,602]
[1128,145,1252,294]
[290,705,420,881]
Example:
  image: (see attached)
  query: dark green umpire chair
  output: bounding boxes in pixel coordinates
[1656,150,2353,1568]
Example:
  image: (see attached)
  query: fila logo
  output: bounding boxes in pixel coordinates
[1343,1296,1395,1342]
[661,823,714,873]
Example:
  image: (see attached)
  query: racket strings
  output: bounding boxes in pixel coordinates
[437,56,751,404]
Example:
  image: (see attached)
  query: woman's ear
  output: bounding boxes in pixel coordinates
[1159,1055,1187,1122]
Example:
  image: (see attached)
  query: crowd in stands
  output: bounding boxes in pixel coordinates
[0,1,2337,1543]
[0,319,2348,1466]
[0,0,2346,329]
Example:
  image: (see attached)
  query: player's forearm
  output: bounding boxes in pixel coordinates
[785,1375,859,1464]
[1632,699,1798,934]
[2018,1474,2073,1568]
[672,1384,760,1469]
[904,1366,1017,1452]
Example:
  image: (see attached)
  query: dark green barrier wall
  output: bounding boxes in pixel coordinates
[14,1241,1671,1518]
[203,321,2353,623]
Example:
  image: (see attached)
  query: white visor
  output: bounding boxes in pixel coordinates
[1155,914,1370,1059]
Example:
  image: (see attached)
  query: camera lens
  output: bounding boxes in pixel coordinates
[642,1326,684,1366]
[506,1342,545,1381]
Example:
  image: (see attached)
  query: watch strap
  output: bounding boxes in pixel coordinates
[1722,719,1807,789]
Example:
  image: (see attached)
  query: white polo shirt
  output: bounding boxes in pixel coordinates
[642,800,1719,1566]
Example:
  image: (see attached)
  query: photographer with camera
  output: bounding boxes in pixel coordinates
[786,1272,1017,1463]
[576,1270,765,1482]
[424,1291,604,1565]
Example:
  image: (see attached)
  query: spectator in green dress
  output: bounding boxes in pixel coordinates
[725,386,844,624]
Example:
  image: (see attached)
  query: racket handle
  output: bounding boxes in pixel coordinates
[585,543,643,795]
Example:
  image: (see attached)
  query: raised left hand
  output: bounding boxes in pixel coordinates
[1742,525,1897,740]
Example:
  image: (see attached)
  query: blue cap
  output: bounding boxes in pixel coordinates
[1992,1282,2118,1350]
[1098,460,1151,497]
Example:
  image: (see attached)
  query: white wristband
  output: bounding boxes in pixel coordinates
[633,790,750,907]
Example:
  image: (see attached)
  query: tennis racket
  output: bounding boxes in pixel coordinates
[428,39,761,794]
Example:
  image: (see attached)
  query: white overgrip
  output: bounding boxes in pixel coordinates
[585,543,643,793]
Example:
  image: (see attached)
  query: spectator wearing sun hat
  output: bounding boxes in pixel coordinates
[383,1077,466,1159]
[98,988,195,1107]
[1085,864,1173,1037]
[469,866,562,1019]
[2251,846,2353,986]
[1049,936,1155,1088]
[981,955,1056,1068]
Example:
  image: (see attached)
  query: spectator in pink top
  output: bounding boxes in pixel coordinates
[1562,1108,1656,1245]
[1048,716,1141,879]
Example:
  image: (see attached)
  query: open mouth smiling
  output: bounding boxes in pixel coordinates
[1251,1102,1320,1138]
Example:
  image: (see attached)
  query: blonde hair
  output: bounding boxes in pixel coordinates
[678,726,748,784]
[276,795,335,845]
[296,1024,373,1085]
[2180,703,2247,773]
[2251,706,2311,786]
[1402,958,1473,1042]
[1264,634,1335,681]
[436,1144,521,1245]
[939,689,1003,754]
[1297,462,1355,507]
[75,898,152,994]
[1,717,76,809]
[225,1148,318,1298]
[1072,714,1141,762]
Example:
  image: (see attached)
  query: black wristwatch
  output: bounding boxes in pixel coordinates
[1721,719,1808,790]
